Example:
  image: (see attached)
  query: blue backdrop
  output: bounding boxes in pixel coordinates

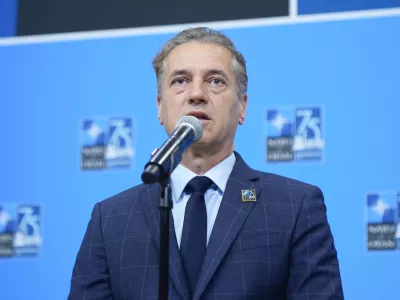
[1,15,399,299]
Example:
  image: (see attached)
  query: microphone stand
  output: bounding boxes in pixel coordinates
[141,117,202,299]
[158,177,172,300]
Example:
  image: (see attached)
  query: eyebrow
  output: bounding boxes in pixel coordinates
[168,69,230,81]
[169,69,190,79]
[204,69,229,80]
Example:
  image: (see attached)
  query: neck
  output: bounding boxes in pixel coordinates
[180,142,234,175]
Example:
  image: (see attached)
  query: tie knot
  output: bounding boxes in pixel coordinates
[185,176,213,194]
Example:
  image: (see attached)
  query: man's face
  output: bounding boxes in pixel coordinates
[157,41,247,148]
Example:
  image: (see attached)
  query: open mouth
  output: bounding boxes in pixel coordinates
[186,111,211,120]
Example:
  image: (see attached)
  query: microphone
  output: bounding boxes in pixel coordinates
[141,116,203,184]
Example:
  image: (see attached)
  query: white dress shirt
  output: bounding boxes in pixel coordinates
[170,152,236,248]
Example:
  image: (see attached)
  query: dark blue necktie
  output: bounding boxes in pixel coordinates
[180,176,213,296]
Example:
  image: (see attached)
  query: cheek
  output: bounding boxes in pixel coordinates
[160,97,184,123]
[228,100,241,117]
[213,98,238,120]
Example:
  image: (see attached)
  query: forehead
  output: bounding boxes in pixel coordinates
[164,42,233,74]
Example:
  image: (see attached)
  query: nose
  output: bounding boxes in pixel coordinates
[188,79,208,105]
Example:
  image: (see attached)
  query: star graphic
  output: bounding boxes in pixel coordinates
[272,113,287,130]
[88,123,101,138]
[0,211,10,231]
[372,199,389,217]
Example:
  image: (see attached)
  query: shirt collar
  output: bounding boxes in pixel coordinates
[170,152,236,203]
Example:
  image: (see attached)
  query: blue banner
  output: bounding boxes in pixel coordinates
[1,15,399,300]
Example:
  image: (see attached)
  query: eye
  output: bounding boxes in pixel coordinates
[209,77,225,86]
[171,77,187,85]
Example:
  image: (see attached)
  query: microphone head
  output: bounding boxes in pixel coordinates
[175,116,203,142]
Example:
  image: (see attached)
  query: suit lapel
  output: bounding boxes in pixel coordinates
[194,152,262,300]
[140,183,189,300]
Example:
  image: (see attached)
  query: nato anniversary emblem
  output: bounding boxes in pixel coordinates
[397,193,400,249]
[366,192,398,250]
[265,107,324,162]
[81,117,135,170]
[0,204,42,257]
[14,205,42,256]
[0,203,17,257]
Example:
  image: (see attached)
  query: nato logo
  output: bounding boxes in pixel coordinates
[0,204,42,257]
[366,192,398,250]
[81,117,135,170]
[397,193,400,249]
[241,189,257,202]
[265,107,324,162]
[0,203,17,257]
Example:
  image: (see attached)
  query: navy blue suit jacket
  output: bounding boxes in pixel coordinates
[68,152,344,299]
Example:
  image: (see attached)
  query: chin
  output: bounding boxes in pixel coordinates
[191,138,210,149]
[192,135,219,150]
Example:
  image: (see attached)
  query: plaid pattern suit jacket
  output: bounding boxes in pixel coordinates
[68,152,344,299]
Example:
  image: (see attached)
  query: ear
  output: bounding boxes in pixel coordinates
[238,94,248,125]
[157,95,163,125]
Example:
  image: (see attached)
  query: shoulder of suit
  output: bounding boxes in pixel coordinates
[96,182,153,210]
[253,169,320,192]
[251,170,324,206]
[237,153,318,192]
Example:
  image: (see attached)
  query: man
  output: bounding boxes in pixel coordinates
[68,27,344,299]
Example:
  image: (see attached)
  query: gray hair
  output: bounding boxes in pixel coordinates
[152,26,248,99]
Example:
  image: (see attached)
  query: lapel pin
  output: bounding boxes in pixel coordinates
[241,189,257,202]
